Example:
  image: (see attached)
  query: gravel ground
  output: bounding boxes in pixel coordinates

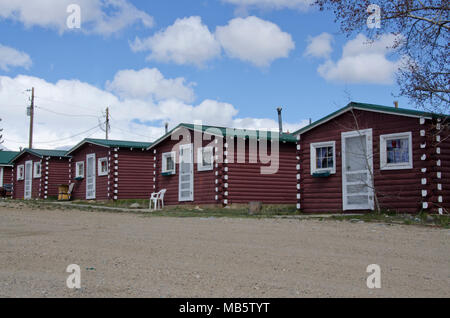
[0,202,449,298]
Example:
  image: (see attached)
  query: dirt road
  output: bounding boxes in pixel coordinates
[0,203,448,297]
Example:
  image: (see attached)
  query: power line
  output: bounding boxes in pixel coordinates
[33,124,102,144]
[34,95,102,115]
[4,124,102,145]
[35,105,101,119]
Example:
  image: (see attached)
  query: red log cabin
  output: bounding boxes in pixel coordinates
[0,151,19,194]
[66,139,153,201]
[293,102,449,214]
[147,123,298,207]
[10,149,70,200]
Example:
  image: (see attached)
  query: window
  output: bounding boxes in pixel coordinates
[17,165,25,181]
[33,162,42,178]
[197,147,214,171]
[98,158,109,176]
[76,161,85,178]
[310,141,336,175]
[162,152,176,175]
[380,132,413,170]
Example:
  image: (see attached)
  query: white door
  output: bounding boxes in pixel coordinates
[179,144,194,202]
[341,129,374,211]
[86,154,96,200]
[24,160,33,200]
[0,167,3,187]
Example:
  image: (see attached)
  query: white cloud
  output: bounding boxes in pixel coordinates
[0,0,154,35]
[0,44,32,71]
[130,16,221,67]
[304,32,333,59]
[106,68,195,103]
[317,33,404,84]
[0,72,304,150]
[223,0,314,11]
[215,16,295,67]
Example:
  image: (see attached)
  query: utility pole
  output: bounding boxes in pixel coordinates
[105,107,110,140]
[28,87,35,149]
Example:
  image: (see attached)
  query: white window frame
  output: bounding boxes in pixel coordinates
[197,147,214,172]
[310,141,336,175]
[380,132,413,170]
[33,162,42,178]
[98,158,109,176]
[162,151,176,175]
[17,165,25,181]
[75,161,85,178]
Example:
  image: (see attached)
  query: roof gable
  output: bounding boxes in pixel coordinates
[10,148,70,163]
[67,138,152,155]
[147,123,297,150]
[293,102,447,136]
[0,151,20,165]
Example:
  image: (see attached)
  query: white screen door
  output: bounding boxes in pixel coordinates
[179,144,194,202]
[0,167,3,187]
[24,160,33,200]
[86,154,96,200]
[341,129,374,211]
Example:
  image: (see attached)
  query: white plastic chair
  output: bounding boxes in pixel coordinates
[149,189,167,211]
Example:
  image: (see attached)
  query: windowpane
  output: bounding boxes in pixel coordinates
[316,146,333,169]
[167,156,174,171]
[386,138,409,164]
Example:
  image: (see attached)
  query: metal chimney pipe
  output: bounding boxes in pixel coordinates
[277,107,283,134]
[394,101,399,109]
[165,122,169,134]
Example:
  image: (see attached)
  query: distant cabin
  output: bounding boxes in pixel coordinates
[0,151,19,189]
[292,102,449,214]
[10,149,70,200]
[148,123,298,207]
[66,139,153,201]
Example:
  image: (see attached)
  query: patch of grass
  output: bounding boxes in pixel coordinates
[7,199,300,219]
[330,211,450,229]
[71,199,150,209]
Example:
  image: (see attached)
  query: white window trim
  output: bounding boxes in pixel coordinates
[310,141,336,175]
[17,165,25,181]
[75,161,85,178]
[98,158,109,176]
[380,132,413,170]
[33,162,42,178]
[197,147,214,172]
[162,151,176,175]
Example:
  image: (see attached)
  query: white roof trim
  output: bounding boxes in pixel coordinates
[294,106,432,136]
[66,140,110,155]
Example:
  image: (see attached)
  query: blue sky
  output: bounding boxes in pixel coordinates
[0,0,409,150]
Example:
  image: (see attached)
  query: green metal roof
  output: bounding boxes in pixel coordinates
[0,151,19,165]
[293,102,448,135]
[10,148,70,163]
[148,123,297,150]
[84,138,152,148]
[67,138,152,155]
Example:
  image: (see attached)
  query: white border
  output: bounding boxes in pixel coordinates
[162,151,176,175]
[341,129,374,211]
[197,147,214,172]
[380,132,413,170]
[310,141,336,175]
[98,157,109,176]
[33,162,42,178]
